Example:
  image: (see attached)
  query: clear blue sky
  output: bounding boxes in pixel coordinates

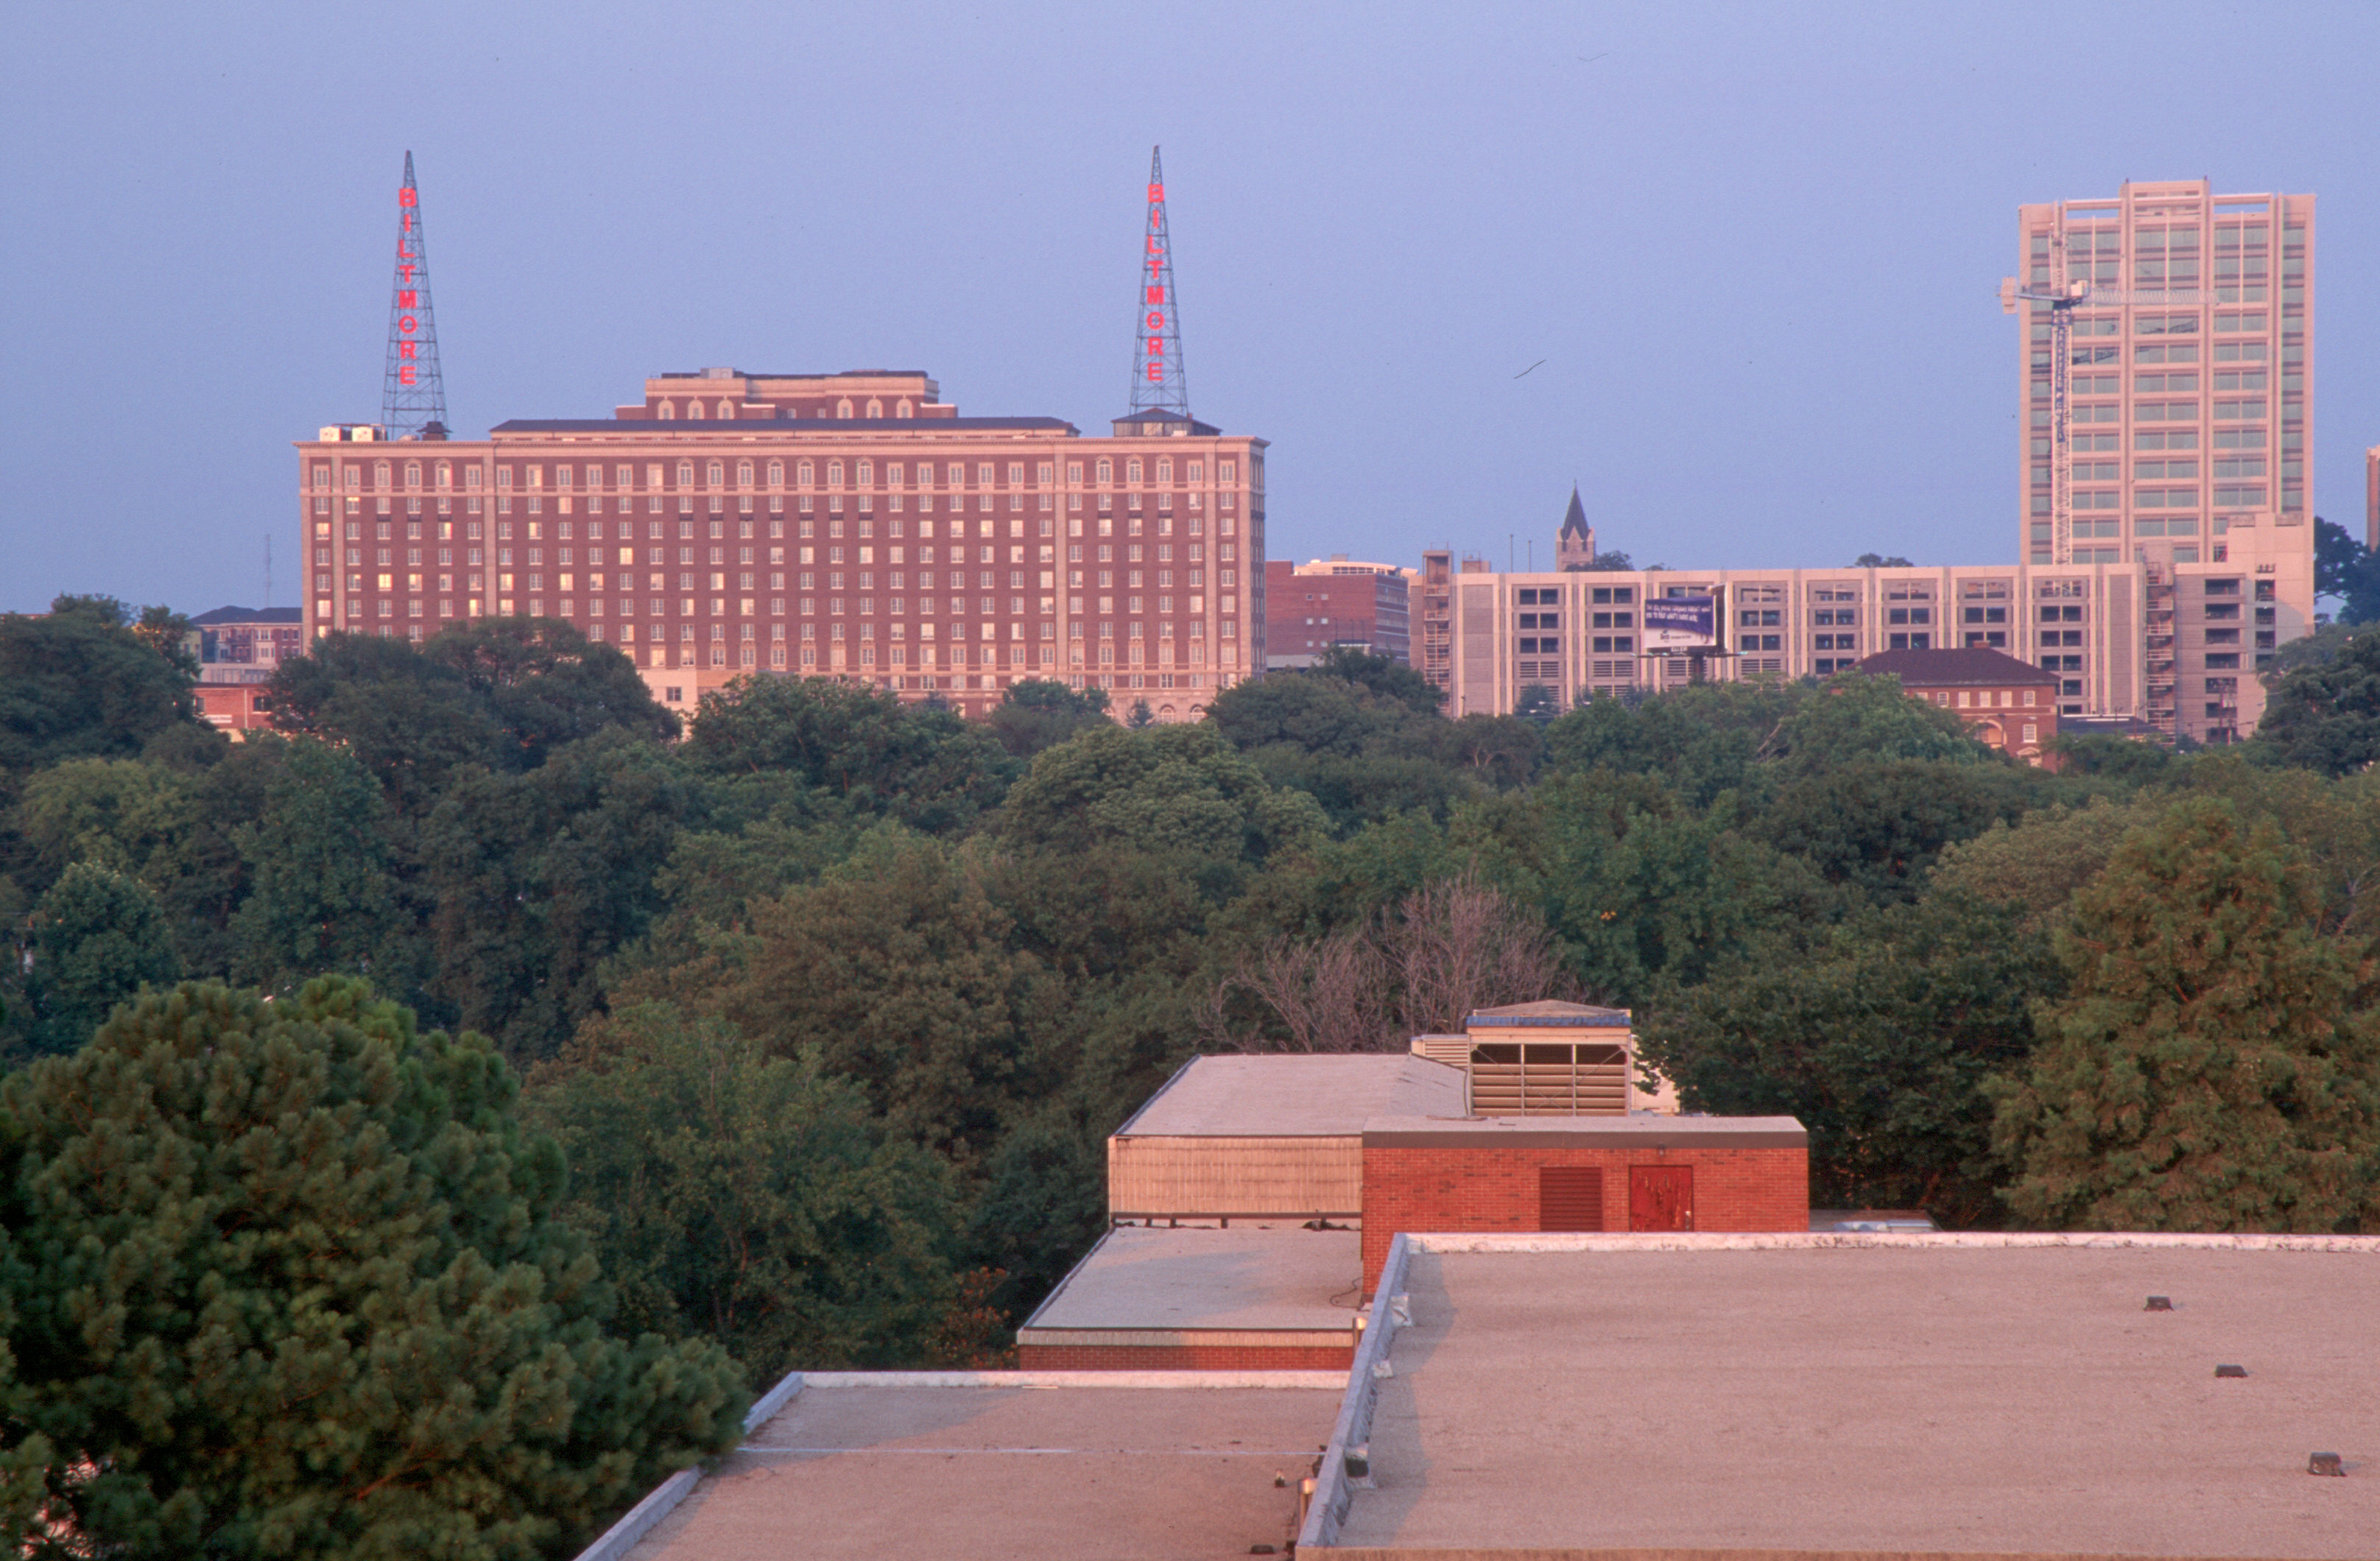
[4,1,2375,614]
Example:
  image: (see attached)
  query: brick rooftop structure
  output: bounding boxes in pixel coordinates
[1853,644,2064,763]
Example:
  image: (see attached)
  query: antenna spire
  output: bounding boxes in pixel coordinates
[1129,147,1189,417]
[381,151,448,440]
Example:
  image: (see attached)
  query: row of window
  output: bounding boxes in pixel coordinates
[317,456,1243,493]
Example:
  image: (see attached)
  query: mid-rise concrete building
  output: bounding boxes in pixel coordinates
[1264,557,1412,669]
[1434,525,2308,744]
[296,369,1267,722]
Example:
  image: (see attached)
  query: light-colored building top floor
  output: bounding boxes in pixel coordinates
[1333,1238,2380,1558]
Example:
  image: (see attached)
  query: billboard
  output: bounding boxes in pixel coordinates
[1641,594,1719,651]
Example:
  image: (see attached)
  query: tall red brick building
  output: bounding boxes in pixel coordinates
[298,369,1267,721]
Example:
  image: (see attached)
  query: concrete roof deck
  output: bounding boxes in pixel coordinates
[621,1378,1340,1560]
[1022,1224,1362,1345]
[1333,1238,2380,1559]
[1116,1054,1466,1139]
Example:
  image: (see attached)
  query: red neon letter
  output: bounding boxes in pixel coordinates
[1145,286,1165,306]
[399,342,417,359]
[399,316,417,334]
[400,188,418,207]
[1149,337,1165,353]
[1147,183,1163,202]
[398,289,418,308]
[1146,311,1165,330]
[399,365,418,385]
[1146,363,1163,381]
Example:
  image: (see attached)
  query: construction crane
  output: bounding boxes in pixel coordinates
[2003,243,2213,566]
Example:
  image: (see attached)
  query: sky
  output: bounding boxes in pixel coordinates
[3,1,2376,616]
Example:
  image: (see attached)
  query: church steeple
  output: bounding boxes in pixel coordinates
[1555,485,1596,571]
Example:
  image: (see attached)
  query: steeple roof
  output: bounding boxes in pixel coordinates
[1559,484,1591,540]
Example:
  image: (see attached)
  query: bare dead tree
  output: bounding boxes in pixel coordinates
[1205,872,1579,1054]
[1387,873,1577,1035]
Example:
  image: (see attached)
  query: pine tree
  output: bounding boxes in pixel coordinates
[1,979,745,1560]
[1989,797,2380,1231]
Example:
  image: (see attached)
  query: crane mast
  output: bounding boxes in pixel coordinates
[2005,236,2085,565]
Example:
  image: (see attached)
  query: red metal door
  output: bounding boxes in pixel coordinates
[1629,1166,1694,1231]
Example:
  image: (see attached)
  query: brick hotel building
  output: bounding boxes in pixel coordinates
[299,368,1267,720]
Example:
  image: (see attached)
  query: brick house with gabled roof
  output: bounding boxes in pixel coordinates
[1853,645,2062,764]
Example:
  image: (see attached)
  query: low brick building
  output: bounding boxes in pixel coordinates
[1853,645,2063,764]
[1029,1001,1809,1365]
[1358,1116,1809,1293]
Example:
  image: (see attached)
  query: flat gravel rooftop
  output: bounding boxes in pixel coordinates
[1336,1242,2379,1559]
[623,1378,1339,1560]
[1024,1223,1362,1336]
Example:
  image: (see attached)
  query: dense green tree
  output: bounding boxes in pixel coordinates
[1767,672,1985,774]
[1541,684,1783,806]
[226,739,401,993]
[0,597,200,775]
[1989,798,2380,1230]
[530,1004,964,1379]
[1512,683,1562,724]
[1308,646,1445,716]
[2251,625,2380,775]
[684,674,1017,834]
[983,679,1111,758]
[1206,669,1408,758]
[413,731,698,1063]
[0,979,744,1560]
[1853,552,1915,568]
[2314,517,2378,618]
[1754,758,2030,903]
[1926,797,2161,927]
[1643,896,2059,1225]
[718,831,1064,1158]
[265,620,675,814]
[995,722,1328,864]
[19,864,179,1061]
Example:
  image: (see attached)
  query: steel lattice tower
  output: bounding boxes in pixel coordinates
[381,151,448,440]
[1129,147,1189,417]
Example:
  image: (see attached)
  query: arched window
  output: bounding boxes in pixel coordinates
[676,461,694,487]
[1126,458,1144,482]
[404,462,422,487]
[434,462,451,488]
[836,398,853,418]
[1155,458,1172,482]
[718,400,736,420]
[895,399,913,418]
[737,459,755,487]
[1096,458,1113,482]
[686,400,706,420]
[856,459,873,485]
[827,459,845,487]
[865,398,883,419]
[767,459,784,487]
[374,460,391,487]
[657,401,675,420]
[797,460,814,486]
[706,461,725,487]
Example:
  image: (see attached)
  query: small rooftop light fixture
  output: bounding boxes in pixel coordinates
[2144,1295,2174,1311]
[2214,1364,2248,1378]
[2308,1452,2345,1477]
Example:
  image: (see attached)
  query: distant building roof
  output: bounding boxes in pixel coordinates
[1853,646,2060,687]
[189,607,303,626]
[1114,1054,1466,1139]
[489,416,1079,434]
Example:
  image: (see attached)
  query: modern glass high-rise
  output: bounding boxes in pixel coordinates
[2011,180,2313,568]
